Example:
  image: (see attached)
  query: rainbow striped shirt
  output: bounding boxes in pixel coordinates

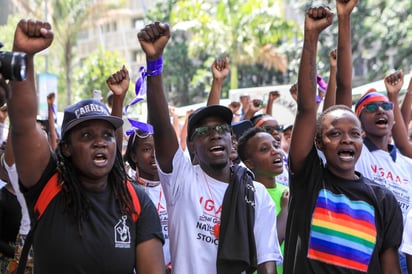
[308,189,377,272]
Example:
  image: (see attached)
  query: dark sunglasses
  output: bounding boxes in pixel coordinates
[363,102,393,113]
[263,125,283,133]
[191,124,230,140]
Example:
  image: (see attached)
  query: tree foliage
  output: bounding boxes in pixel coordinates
[169,0,299,91]
[73,46,128,102]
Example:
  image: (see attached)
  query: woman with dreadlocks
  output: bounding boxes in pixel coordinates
[7,19,165,274]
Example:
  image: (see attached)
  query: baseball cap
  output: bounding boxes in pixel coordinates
[232,120,253,139]
[61,99,123,138]
[187,105,233,140]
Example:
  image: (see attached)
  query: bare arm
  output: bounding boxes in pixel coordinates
[407,254,412,274]
[135,238,165,274]
[8,19,54,188]
[289,7,333,174]
[47,92,58,150]
[385,70,412,157]
[207,57,229,106]
[169,106,181,140]
[322,48,337,110]
[179,109,193,151]
[265,91,280,116]
[400,77,412,129]
[138,22,177,173]
[335,0,358,107]
[257,261,277,274]
[106,65,130,149]
[276,190,289,244]
[379,247,401,274]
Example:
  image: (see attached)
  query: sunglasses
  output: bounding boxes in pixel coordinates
[191,124,230,140]
[363,102,393,113]
[131,129,152,144]
[263,125,283,133]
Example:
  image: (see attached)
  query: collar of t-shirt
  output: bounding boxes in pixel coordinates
[363,137,397,162]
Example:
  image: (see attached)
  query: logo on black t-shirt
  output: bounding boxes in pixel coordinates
[114,215,131,248]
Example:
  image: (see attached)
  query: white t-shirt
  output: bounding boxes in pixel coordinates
[355,143,412,223]
[3,158,31,234]
[136,179,170,266]
[158,148,282,274]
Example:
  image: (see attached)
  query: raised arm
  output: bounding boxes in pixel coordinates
[265,90,280,116]
[106,65,130,149]
[207,57,230,106]
[401,77,412,129]
[47,92,58,150]
[335,0,358,107]
[179,109,194,151]
[323,48,337,110]
[137,22,177,173]
[385,70,412,157]
[8,19,54,188]
[289,6,333,174]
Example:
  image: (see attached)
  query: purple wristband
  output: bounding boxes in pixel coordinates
[146,57,163,77]
[316,95,323,103]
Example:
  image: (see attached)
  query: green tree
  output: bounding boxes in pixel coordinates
[291,0,412,87]
[170,0,299,90]
[73,46,128,102]
[146,1,203,106]
[12,0,126,108]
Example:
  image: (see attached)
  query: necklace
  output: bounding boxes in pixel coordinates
[137,177,163,214]
[202,172,221,239]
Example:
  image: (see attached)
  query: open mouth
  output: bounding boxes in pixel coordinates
[209,145,225,152]
[94,153,107,165]
[375,117,388,125]
[337,149,355,160]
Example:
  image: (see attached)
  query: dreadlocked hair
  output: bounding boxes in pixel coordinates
[55,140,137,236]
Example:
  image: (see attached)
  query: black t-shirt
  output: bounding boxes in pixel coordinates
[22,153,163,274]
[284,146,403,274]
[0,187,21,257]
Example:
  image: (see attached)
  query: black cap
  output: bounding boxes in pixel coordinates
[187,105,233,140]
[61,99,123,138]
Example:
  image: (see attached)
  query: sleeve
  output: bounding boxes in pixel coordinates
[253,182,283,265]
[381,188,403,252]
[401,210,412,255]
[134,186,164,246]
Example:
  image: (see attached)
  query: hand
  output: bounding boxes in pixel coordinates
[305,6,334,34]
[211,57,230,81]
[13,19,53,55]
[289,83,298,102]
[384,70,403,99]
[329,48,337,68]
[106,65,130,98]
[169,106,177,117]
[280,190,290,210]
[185,109,194,119]
[336,0,358,17]
[137,22,170,60]
[228,101,241,114]
[268,90,280,102]
[47,92,55,107]
[249,99,263,113]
